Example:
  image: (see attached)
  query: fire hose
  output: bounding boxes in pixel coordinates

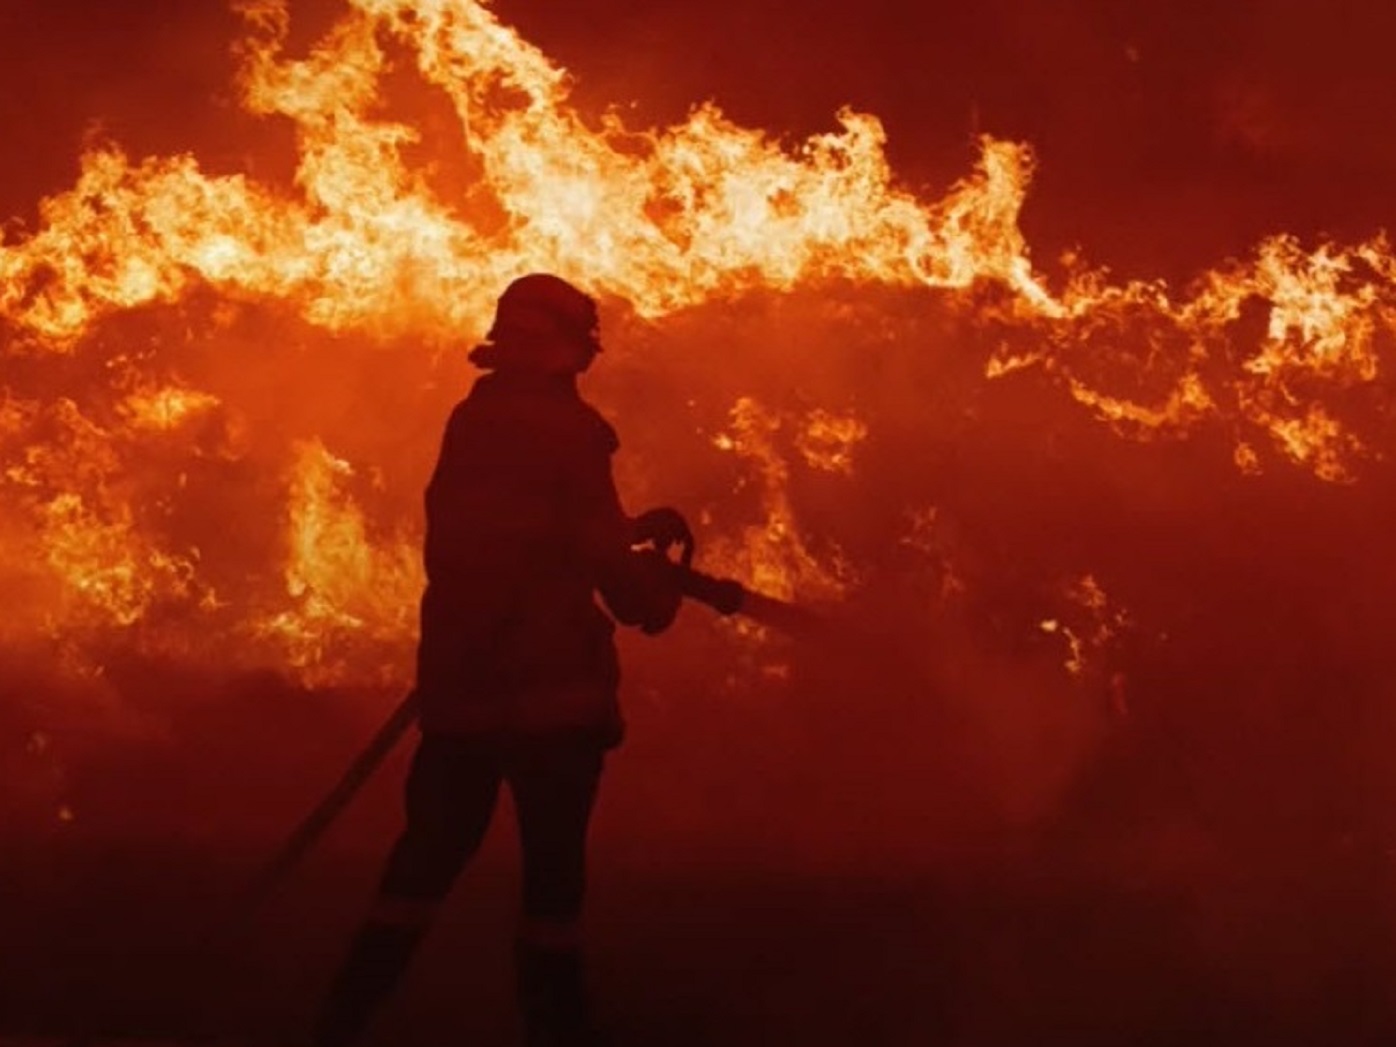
[244,561,815,907]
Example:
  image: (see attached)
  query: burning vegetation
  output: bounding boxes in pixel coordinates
[1,0,1389,679]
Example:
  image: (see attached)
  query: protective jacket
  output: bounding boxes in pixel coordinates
[415,369,630,746]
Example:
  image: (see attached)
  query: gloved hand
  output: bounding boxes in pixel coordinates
[599,548,685,635]
[631,506,694,566]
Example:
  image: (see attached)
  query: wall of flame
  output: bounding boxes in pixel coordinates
[0,0,1392,736]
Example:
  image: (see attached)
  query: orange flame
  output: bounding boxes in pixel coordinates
[1,0,1046,348]
[255,439,420,684]
[708,398,857,605]
[1,0,1392,682]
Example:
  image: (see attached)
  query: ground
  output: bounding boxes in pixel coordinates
[3,662,1393,1047]
[3,782,1392,1045]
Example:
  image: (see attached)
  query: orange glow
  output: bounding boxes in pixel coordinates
[0,0,1391,683]
[254,440,421,685]
[708,398,853,606]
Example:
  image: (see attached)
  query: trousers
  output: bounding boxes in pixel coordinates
[377,731,605,922]
[311,732,606,1046]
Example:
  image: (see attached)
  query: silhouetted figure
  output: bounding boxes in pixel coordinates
[313,274,691,1047]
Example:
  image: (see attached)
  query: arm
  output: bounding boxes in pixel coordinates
[571,448,694,568]
[565,426,691,633]
[570,441,636,569]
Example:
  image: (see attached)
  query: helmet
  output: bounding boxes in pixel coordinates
[478,273,600,367]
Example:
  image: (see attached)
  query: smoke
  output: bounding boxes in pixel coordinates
[8,277,1394,1040]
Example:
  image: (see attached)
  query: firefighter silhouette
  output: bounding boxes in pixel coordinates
[314,274,692,1047]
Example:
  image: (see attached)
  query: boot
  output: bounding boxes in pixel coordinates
[312,920,425,1047]
[516,942,607,1047]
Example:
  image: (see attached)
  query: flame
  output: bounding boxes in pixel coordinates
[40,492,199,629]
[0,396,207,632]
[0,0,1392,682]
[1038,575,1129,677]
[796,409,868,475]
[255,440,420,684]
[119,384,222,433]
[0,0,1045,348]
[708,398,854,605]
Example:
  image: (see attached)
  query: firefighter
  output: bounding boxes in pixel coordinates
[313,273,691,1047]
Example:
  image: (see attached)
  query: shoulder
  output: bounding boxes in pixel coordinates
[447,378,618,455]
[571,399,619,455]
[446,374,516,434]
[532,384,619,456]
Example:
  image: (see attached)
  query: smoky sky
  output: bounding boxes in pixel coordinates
[2,0,1395,282]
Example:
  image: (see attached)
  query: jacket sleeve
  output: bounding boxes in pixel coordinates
[563,410,685,633]
[564,410,635,571]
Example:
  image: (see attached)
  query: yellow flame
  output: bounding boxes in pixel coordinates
[119,385,222,432]
[0,1,1386,464]
[3,0,1387,484]
[255,439,421,683]
[0,0,1392,681]
[40,493,198,628]
[708,398,853,603]
[796,409,869,474]
[1,0,1047,348]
